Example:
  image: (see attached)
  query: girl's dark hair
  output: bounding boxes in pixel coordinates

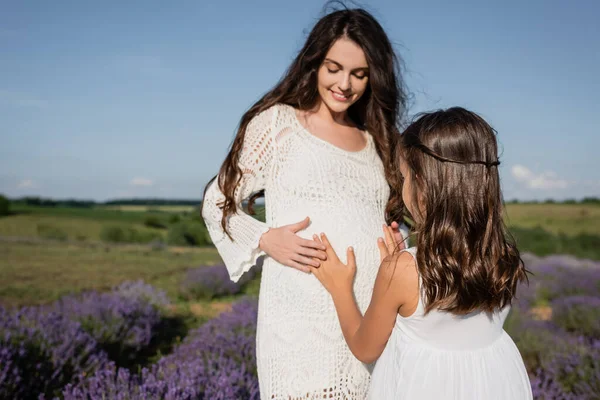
[203,6,409,236]
[396,107,528,314]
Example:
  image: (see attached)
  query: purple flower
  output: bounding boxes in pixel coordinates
[0,306,107,399]
[179,264,261,300]
[531,346,600,399]
[49,280,169,365]
[551,296,600,340]
[63,298,260,400]
[506,255,600,399]
[526,259,600,304]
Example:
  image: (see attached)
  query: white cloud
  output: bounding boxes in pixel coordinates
[17,179,36,189]
[130,178,154,187]
[511,165,569,190]
[510,165,534,182]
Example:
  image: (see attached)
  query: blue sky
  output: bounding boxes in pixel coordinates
[1,0,598,201]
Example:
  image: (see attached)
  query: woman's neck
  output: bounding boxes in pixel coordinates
[314,100,349,126]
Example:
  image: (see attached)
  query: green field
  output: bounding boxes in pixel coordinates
[101,205,197,213]
[11,204,159,222]
[0,214,165,242]
[0,203,215,308]
[0,240,221,307]
[0,204,208,244]
[505,203,600,236]
[0,202,599,308]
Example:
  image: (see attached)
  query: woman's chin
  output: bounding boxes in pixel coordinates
[323,99,352,114]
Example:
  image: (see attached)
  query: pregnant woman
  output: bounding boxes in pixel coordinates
[202,8,409,399]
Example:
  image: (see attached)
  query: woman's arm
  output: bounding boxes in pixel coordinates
[202,105,326,282]
[201,107,277,282]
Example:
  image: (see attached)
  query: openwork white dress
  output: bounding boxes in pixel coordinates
[202,103,390,399]
[369,248,533,400]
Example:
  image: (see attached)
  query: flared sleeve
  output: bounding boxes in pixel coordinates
[201,106,279,282]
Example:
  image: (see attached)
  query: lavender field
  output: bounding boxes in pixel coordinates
[508,254,600,399]
[1,253,599,399]
[1,269,260,400]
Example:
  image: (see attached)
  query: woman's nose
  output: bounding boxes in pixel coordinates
[338,74,351,91]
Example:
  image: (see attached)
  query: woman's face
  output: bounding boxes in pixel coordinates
[316,37,369,114]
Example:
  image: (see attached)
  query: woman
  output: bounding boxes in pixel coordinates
[202,7,409,399]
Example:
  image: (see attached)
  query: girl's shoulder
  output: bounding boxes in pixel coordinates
[377,247,419,300]
[384,247,418,280]
[388,247,420,317]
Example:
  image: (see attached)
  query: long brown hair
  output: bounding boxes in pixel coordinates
[396,107,527,314]
[202,6,409,236]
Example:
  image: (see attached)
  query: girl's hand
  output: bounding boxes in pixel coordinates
[378,223,402,262]
[310,233,356,297]
[259,217,327,273]
[388,221,407,251]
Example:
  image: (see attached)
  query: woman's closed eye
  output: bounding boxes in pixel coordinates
[326,69,367,79]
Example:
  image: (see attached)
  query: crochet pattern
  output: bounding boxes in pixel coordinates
[203,104,390,399]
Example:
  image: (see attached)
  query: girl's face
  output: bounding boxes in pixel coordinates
[400,158,418,219]
[316,37,369,114]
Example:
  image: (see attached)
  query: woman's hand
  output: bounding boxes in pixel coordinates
[310,233,356,297]
[259,217,327,273]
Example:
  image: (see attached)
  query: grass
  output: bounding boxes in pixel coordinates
[0,214,165,242]
[9,204,187,224]
[510,226,600,261]
[0,240,222,307]
[101,205,197,213]
[1,202,598,308]
[504,203,600,236]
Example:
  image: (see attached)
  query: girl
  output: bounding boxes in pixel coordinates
[310,107,533,399]
[201,7,409,399]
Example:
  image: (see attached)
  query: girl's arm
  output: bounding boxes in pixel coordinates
[312,233,418,363]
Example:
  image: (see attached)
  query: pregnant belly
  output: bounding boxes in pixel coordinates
[260,236,381,316]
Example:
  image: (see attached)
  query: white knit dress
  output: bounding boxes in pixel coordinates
[202,103,390,399]
[369,248,533,400]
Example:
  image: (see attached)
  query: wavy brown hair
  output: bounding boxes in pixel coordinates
[395,107,527,315]
[202,6,409,237]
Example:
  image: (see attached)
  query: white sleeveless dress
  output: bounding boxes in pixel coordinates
[369,247,533,400]
[203,103,394,399]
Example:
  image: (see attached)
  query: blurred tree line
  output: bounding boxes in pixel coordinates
[10,196,203,208]
[505,197,600,205]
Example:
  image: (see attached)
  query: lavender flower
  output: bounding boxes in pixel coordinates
[551,296,600,340]
[63,298,260,400]
[113,280,171,309]
[527,261,600,304]
[49,280,169,366]
[0,306,107,399]
[180,264,261,301]
[531,346,600,399]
